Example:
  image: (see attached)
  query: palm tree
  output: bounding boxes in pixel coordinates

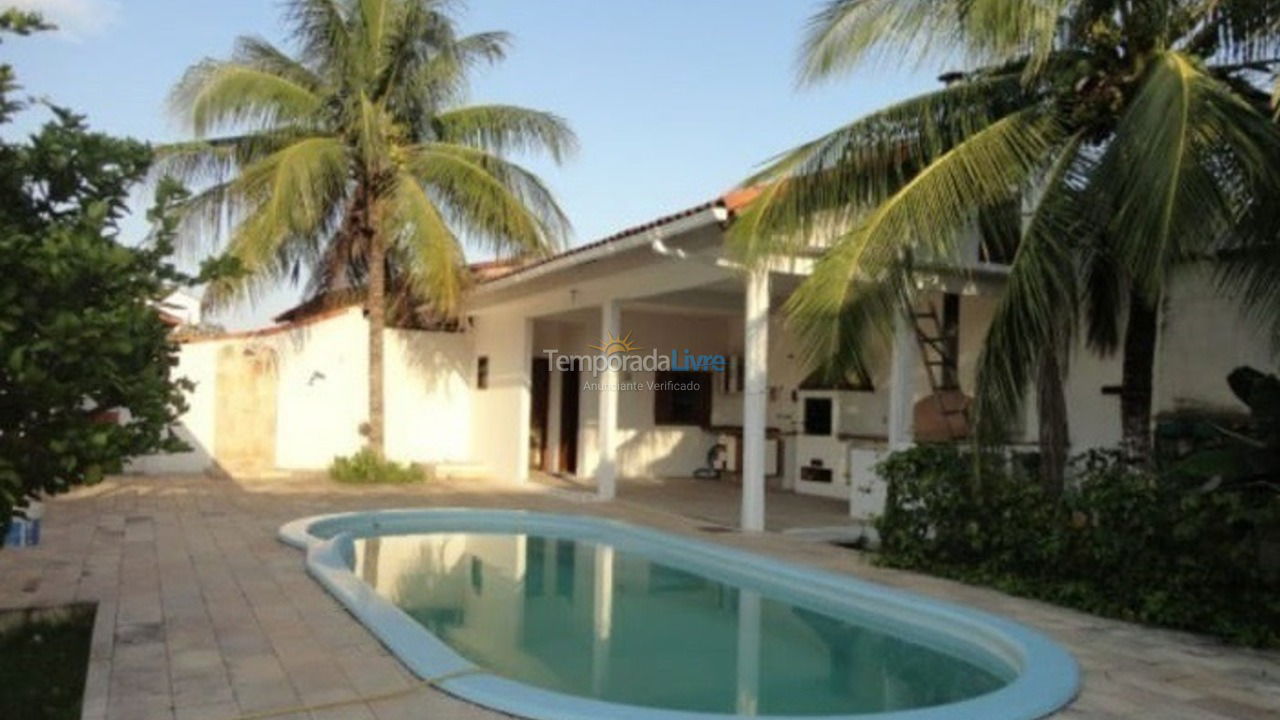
[732,1,1280,483]
[162,0,576,456]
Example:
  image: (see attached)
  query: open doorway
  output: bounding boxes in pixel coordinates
[559,368,581,475]
[530,358,550,471]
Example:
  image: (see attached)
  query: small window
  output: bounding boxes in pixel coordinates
[476,356,489,390]
[654,371,712,427]
[803,397,834,437]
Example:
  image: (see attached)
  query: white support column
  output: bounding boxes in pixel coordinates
[742,270,770,533]
[887,310,919,451]
[597,300,621,500]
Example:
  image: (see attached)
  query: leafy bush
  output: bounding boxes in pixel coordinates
[329,450,425,485]
[0,9,221,537]
[876,445,1280,647]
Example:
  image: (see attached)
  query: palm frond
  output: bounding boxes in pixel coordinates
[387,170,467,313]
[431,105,578,162]
[972,132,1087,441]
[451,31,511,66]
[232,36,325,92]
[407,142,569,256]
[799,0,1067,84]
[222,136,349,273]
[1096,51,1279,300]
[1215,238,1280,351]
[1184,0,1280,63]
[153,131,308,186]
[284,0,352,73]
[172,61,324,137]
[354,92,393,175]
[966,0,1070,77]
[359,0,392,60]
[729,72,1040,264]
[785,106,1064,375]
[787,266,902,386]
[1080,233,1126,354]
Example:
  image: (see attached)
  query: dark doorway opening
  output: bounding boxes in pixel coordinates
[531,358,550,471]
[559,368,581,475]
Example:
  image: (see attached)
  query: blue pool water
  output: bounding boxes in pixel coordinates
[350,532,1011,716]
[282,510,1079,719]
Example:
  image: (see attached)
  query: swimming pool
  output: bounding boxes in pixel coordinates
[280,510,1079,719]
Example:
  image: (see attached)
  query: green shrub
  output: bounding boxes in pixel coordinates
[875,445,1280,647]
[329,450,425,485]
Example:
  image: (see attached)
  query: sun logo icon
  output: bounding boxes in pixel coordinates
[589,332,643,356]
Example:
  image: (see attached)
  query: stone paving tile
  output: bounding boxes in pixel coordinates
[172,701,239,720]
[0,474,1276,720]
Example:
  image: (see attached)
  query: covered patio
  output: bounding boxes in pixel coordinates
[467,194,1013,532]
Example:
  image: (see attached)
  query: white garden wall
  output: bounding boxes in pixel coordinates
[469,312,531,482]
[133,307,474,475]
[125,339,220,475]
[274,309,369,470]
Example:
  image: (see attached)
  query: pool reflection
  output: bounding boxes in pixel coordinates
[352,533,1007,715]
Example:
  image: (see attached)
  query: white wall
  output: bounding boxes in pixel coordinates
[132,258,1280,483]
[1158,266,1274,415]
[1057,336,1124,452]
[134,307,475,475]
[470,312,532,482]
[385,328,473,464]
[126,339,220,475]
[274,309,369,470]
[976,267,1276,453]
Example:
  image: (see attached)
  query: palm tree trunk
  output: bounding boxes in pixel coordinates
[1121,290,1158,464]
[365,204,387,459]
[1037,348,1069,498]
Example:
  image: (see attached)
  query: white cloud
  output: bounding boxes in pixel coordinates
[10,0,121,41]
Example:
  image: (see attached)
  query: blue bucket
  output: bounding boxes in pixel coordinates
[3,517,40,548]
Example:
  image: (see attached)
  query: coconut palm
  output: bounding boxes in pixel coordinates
[162,0,575,456]
[732,0,1280,483]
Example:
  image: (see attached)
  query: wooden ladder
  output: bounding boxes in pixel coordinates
[912,304,970,442]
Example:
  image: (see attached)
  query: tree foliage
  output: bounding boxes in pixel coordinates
[876,444,1280,647]
[0,18,194,532]
[161,0,575,454]
[733,0,1280,459]
[161,0,575,315]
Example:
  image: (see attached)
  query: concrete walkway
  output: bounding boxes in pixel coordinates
[0,474,1276,720]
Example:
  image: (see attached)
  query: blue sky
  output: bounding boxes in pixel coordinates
[5,0,939,328]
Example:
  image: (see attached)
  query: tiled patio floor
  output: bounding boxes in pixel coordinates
[531,473,855,532]
[0,474,1276,720]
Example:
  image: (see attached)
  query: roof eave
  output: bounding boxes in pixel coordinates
[471,203,731,298]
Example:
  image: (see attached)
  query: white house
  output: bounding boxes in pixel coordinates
[134,190,1276,530]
